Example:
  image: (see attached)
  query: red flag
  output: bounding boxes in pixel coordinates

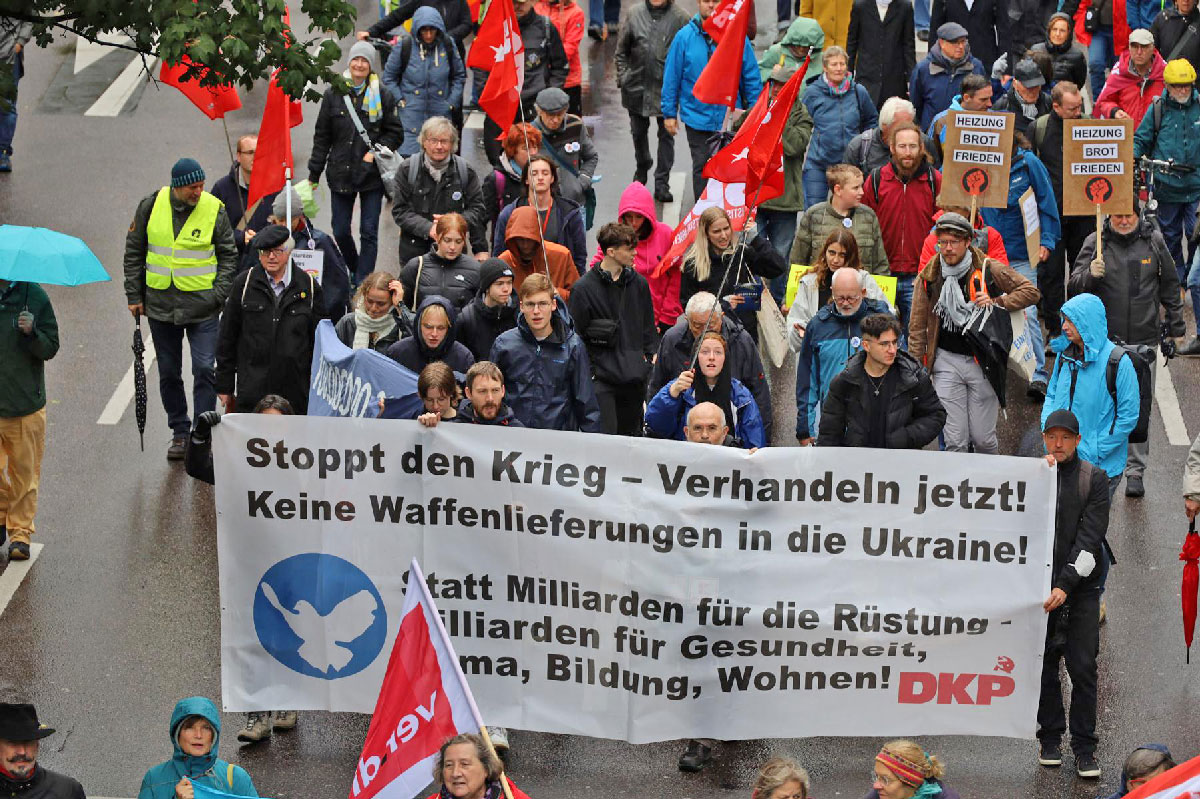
[247,70,304,210]
[652,180,759,280]
[703,0,749,41]
[351,560,481,799]
[466,0,525,135]
[159,57,242,120]
[691,0,750,107]
[744,59,808,194]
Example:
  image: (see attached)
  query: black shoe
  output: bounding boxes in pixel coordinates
[1076,753,1101,778]
[606,21,619,33]
[8,541,30,561]
[1179,336,1200,356]
[917,29,929,41]
[633,170,649,185]
[655,188,675,203]
[1125,475,1144,498]
[678,740,712,772]
[1027,379,1047,402]
[1038,740,1063,767]
[587,23,607,40]
[167,435,187,461]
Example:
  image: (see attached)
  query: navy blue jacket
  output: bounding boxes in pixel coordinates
[909,43,986,129]
[384,295,476,375]
[489,312,603,432]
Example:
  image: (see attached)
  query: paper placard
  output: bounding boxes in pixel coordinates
[1063,118,1133,216]
[939,111,1015,209]
[1019,188,1040,261]
[785,263,813,308]
[869,274,898,307]
[291,248,325,283]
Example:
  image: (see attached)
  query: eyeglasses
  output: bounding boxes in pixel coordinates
[867,338,900,350]
[833,294,861,305]
[426,137,455,146]
[872,772,894,788]
[238,149,256,156]
[522,301,553,310]
[936,238,967,249]
[260,247,289,259]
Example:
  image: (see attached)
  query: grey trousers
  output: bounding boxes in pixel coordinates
[1125,356,1157,479]
[931,349,999,454]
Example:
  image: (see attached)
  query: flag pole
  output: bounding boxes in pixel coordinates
[221,116,236,164]
[285,166,293,230]
[410,560,516,799]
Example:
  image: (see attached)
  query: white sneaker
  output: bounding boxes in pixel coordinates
[237,713,272,743]
[271,710,298,731]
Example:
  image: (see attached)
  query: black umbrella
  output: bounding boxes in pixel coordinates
[133,316,148,451]
[964,304,1014,408]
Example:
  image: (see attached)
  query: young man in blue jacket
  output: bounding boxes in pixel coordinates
[660,0,762,202]
[490,272,604,432]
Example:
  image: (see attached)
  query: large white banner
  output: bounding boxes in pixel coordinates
[214,415,1055,742]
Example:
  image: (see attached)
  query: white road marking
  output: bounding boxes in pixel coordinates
[85,54,157,117]
[464,112,484,131]
[661,171,686,227]
[74,33,133,74]
[97,335,156,425]
[0,543,44,617]
[1156,353,1191,445]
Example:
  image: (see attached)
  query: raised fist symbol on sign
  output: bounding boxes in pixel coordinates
[962,168,989,196]
[1085,177,1113,204]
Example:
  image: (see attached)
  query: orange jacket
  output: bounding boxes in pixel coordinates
[499,206,580,300]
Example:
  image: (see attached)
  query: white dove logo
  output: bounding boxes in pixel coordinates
[260,581,379,674]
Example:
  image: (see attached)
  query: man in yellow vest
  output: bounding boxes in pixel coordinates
[123,158,238,460]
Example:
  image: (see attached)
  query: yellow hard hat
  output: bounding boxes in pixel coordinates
[1164,58,1197,85]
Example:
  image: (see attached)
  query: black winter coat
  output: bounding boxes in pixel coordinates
[1151,6,1200,76]
[209,162,276,254]
[368,0,473,53]
[817,349,946,448]
[991,85,1053,138]
[383,295,476,374]
[846,0,916,109]
[307,85,403,194]
[457,295,518,361]
[391,155,489,262]
[930,0,1011,80]
[1009,0,1058,68]
[616,0,691,117]
[1030,110,1067,209]
[216,264,325,414]
[0,768,84,799]
[1030,33,1088,88]
[680,234,785,342]
[568,264,658,386]
[1050,455,1110,595]
[400,248,481,310]
[515,9,570,101]
[647,314,773,438]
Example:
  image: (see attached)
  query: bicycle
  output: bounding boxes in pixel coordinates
[1137,155,1196,228]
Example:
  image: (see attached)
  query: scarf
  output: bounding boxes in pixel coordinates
[425,153,451,182]
[343,72,383,123]
[693,362,736,432]
[352,307,397,350]
[824,74,852,95]
[933,248,976,332]
[912,781,944,799]
[438,780,504,799]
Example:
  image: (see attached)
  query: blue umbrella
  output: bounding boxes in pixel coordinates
[0,225,110,286]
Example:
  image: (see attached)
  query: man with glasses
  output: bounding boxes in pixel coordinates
[795,268,892,445]
[927,74,992,169]
[124,157,239,460]
[817,312,945,447]
[909,213,1039,453]
[215,226,325,415]
[210,135,277,257]
[490,272,602,431]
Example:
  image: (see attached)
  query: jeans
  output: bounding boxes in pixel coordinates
[1125,0,1160,32]
[1010,259,1049,383]
[685,125,715,203]
[932,349,1000,453]
[588,0,621,25]
[894,273,915,334]
[1189,247,1200,336]
[1156,200,1197,285]
[801,163,829,208]
[0,54,23,156]
[758,208,798,303]
[1088,28,1115,99]
[595,380,646,436]
[1037,586,1101,757]
[329,188,385,283]
[914,0,930,31]
[629,112,675,192]
[147,316,219,437]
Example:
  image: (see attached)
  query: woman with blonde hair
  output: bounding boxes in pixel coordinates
[752,757,811,799]
[680,206,785,342]
[334,270,406,352]
[868,740,959,799]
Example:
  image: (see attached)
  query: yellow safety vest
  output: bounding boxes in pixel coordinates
[145,187,221,292]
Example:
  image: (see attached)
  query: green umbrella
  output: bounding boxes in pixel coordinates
[0,225,110,286]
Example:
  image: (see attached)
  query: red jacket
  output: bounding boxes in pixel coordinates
[918,209,1009,267]
[1094,50,1166,125]
[862,162,942,276]
[1071,0,1129,57]
[536,0,585,88]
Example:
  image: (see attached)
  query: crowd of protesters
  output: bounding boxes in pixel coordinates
[5,0,1200,794]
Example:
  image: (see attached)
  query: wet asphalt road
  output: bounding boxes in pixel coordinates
[1,3,1200,799]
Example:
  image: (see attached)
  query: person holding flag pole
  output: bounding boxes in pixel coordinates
[351,559,529,799]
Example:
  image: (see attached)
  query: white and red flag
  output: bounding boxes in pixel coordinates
[466,0,526,135]
[1125,755,1200,799]
[350,560,483,799]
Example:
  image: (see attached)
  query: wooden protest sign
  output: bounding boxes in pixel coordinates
[1063,118,1133,217]
[940,111,1016,213]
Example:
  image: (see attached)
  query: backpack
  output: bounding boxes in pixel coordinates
[407,152,470,194]
[1105,342,1155,445]
[866,162,939,206]
[1033,113,1050,154]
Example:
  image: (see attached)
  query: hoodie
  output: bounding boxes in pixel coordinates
[137,697,258,799]
[758,18,826,86]
[1041,293,1140,478]
[384,295,476,375]
[588,182,679,326]
[1094,50,1166,125]
[498,206,580,300]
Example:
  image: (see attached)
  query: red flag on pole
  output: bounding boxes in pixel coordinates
[247,70,304,210]
[703,0,749,41]
[1123,753,1200,799]
[744,61,807,194]
[159,57,242,120]
[351,560,482,799]
[652,180,760,280]
[691,0,751,107]
[466,0,525,136]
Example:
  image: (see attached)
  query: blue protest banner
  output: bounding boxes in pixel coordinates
[308,320,421,418]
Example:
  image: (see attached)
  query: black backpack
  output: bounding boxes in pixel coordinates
[1105,342,1155,445]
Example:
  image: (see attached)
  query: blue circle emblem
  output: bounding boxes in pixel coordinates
[252,553,388,680]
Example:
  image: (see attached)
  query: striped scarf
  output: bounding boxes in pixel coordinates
[344,71,382,123]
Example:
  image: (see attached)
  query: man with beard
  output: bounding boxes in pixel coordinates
[0,704,84,799]
[909,22,986,129]
[418,361,526,426]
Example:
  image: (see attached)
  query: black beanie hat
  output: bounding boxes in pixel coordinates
[479,258,514,292]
